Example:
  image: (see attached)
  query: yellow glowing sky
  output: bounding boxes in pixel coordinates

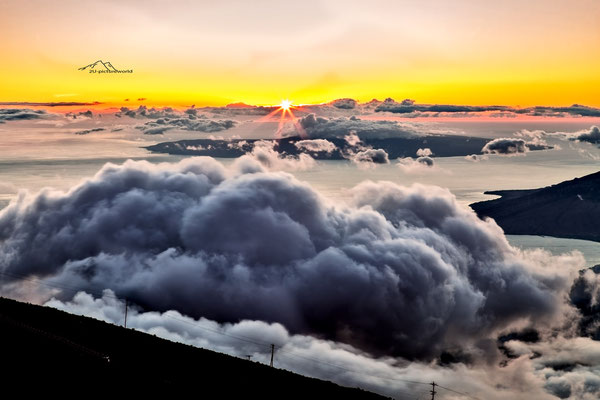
[1,0,599,107]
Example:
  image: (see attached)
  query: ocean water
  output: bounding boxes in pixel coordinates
[507,235,600,268]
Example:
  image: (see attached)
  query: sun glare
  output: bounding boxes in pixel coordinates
[280,99,292,110]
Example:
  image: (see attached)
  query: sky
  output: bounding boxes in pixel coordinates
[1,0,599,107]
[3,2,600,398]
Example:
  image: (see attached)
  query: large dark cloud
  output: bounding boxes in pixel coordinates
[0,157,572,361]
[0,108,47,123]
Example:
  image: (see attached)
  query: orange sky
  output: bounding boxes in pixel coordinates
[1,0,599,107]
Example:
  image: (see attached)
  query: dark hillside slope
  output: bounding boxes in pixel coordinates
[0,296,387,398]
[471,171,600,242]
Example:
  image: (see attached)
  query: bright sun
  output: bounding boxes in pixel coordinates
[280,99,292,110]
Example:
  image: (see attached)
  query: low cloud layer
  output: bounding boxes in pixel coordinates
[0,156,579,363]
[372,99,600,118]
[0,108,47,123]
[116,105,180,119]
[296,114,419,140]
[136,116,237,134]
[330,98,357,109]
[375,98,511,115]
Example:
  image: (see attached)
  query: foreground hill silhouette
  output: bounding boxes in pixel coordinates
[0,296,388,398]
[471,171,600,242]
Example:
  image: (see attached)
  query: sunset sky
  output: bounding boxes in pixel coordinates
[1,0,599,107]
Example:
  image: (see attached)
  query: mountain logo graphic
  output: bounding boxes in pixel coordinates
[78,60,133,74]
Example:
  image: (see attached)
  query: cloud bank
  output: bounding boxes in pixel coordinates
[135,116,237,134]
[0,156,578,363]
[296,114,419,140]
[0,108,47,123]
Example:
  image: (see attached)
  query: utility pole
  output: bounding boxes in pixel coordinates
[269,344,275,367]
[124,298,128,328]
[430,382,437,400]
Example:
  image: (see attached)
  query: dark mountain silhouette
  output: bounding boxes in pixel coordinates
[471,171,600,242]
[146,135,495,159]
[0,296,388,398]
[78,60,118,71]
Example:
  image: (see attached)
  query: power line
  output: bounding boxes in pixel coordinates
[436,384,483,400]
[275,347,431,386]
[430,382,437,400]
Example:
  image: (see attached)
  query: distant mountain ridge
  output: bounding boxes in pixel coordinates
[146,135,494,159]
[471,171,600,242]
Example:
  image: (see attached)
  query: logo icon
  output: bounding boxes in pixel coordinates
[78,60,133,74]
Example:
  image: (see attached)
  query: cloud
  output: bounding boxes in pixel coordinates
[375,98,511,115]
[0,157,579,363]
[396,150,437,173]
[66,110,93,120]
[464,154,487,162]
[74,127,105,135]
[0,108,48,123]
[351,148,389,164]
[335,132,390,166]
[0,102,101,107]
[209,105,277,116]
[571,126,600,145]
[330,98,357,109]
[369,147,435,172]
[294,139,337,154]
[416,148,433,157]
[482,138,529,155]
[138,126,174,135]
[116,105,180,119]
[515,126,600,149]
[296,114,418,140]
[135,115,237,134]
[517,105,600,118]
[237,140,316,171]
[367,99,600,118]
[45,288,600,400]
